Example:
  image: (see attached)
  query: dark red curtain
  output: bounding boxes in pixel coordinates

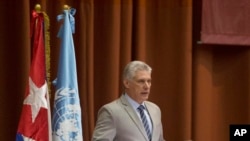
[0,0,249,141]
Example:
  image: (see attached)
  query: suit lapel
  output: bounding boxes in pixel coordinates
[145,102,155,140]
[120,95,149,141]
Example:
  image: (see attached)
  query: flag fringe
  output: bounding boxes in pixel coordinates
[43,12,51,97]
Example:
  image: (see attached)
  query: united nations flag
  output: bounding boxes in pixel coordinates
[52,7,83,141]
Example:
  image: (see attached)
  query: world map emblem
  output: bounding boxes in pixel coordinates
[52,88,83,141]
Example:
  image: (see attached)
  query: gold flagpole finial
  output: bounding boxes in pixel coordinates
[63,4,70,10]
[35,4,41,12]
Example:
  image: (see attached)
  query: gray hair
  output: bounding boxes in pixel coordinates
[123,60,152,80]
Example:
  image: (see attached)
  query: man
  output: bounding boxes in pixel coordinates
[92,60,165,141]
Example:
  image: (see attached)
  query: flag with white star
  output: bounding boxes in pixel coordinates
[52,8,83,141]
[16,9,52,141]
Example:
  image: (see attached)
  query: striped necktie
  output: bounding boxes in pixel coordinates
[137,105,152,141]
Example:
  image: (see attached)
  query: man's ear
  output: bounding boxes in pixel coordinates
[123,79,129,88]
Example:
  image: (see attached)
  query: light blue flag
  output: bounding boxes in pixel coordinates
[52,8,83,141]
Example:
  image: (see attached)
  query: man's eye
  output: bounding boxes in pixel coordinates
[137,80,151,84]
[138,80,144,83]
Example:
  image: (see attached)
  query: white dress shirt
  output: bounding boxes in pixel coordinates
[124,93,153,133]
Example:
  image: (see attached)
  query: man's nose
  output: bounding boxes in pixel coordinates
[144,82,151,88]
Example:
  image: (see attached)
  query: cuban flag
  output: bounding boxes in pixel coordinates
[16,10,52,141]
[52,8,83,141]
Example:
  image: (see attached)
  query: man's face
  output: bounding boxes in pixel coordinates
[124,70,151,104]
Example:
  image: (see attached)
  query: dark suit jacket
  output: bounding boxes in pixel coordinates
[92,94,165,141]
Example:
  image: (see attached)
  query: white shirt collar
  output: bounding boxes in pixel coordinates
[124,93,145,110]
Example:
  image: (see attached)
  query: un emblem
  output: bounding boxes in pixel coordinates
[52,88,83,141]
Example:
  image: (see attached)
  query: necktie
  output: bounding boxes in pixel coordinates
[137,105,152,141]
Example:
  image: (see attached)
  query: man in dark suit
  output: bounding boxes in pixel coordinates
[92,60,165,141]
